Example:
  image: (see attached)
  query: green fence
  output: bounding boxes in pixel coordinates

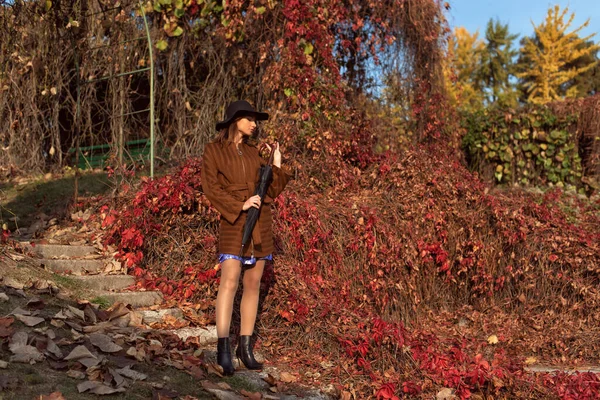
[67,138,163,170]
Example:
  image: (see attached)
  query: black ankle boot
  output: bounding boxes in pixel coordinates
[236,335,263,370]
[217,337,235,376]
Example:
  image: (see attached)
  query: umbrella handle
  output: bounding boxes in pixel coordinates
[260,143,276,166]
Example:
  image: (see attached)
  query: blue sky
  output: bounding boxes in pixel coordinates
[448,0,600,42]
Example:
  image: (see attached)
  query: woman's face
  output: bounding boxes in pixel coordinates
[236,116,257,137]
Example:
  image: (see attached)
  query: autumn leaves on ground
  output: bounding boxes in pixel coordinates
[2,0,600,399]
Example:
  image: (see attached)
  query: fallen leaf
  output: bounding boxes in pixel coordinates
[53,310,68,320]
[436,388,455,400]
[83,305,98,324]
[83,321,114,333]
[89,333,123,353]
[32,280,50,290]
[0,325,14,338]
[487,335,499,345]
[128,311,144,327]
[45,338,64,358]
[9,331,44,364]
[3,277,24,290]
[279,371,297,383]
[67,369,86,379]
[64,345,97,361]
[65,321,83,331]
[26,297,45,310]
[14,314,45,327]
[86,365,102,381]
[38,391,67,400]
[525,357,538,365]
[67,305,86,321]
[77,380,126,395]
[205,362,224,377]
[263,373,277,386]
[116,365,147,381]
[340,391,352,400]
[51,319,65,328]
[79,357,101,368]
[240,389,262,400]
[109,368,126,387]
[106,303,131,321]
[10,307,31,316]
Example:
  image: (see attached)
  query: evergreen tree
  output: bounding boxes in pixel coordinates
[516,5,599,104]
[561,40,600,97]
[480,19,519,107]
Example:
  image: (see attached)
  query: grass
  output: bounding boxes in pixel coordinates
[0,163,176,232]
[0,170,111,231]
[51,274,80,289]
[223,374,262,393]
[90,295,112,309]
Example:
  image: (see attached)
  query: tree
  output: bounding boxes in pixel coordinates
[445,26,486,112]
[560,40,600,97]
[480,19,518,107]
[516,5,599,104]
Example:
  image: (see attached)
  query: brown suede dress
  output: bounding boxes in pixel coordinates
[201,141,292,258]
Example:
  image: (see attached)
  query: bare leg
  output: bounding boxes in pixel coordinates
[216,258,242,338]
[240,259,266,336]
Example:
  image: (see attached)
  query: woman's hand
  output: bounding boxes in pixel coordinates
[265,142,282,168]
[242,195,261,211]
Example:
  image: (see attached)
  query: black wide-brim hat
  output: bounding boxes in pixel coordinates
[216,100,269,131]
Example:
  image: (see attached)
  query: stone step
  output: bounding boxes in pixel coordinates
[97,291,163,307]
[138,308,184,324]
[167,325,218,344]
[72,275,135,291]
[21,242,99,258]
[36,259,107,274]
[525,365,600,375]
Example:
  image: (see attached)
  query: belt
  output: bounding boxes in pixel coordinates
[224,182,262,246]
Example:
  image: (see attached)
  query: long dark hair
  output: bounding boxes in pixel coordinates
[213,117,260,146]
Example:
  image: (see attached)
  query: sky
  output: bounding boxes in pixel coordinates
[448,0,600,42]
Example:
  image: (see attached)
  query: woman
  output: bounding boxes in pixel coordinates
[201,100,292,375]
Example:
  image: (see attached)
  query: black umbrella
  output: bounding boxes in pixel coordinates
[239,147,275,257]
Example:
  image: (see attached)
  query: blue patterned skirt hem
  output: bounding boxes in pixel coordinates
[219,253,273,266]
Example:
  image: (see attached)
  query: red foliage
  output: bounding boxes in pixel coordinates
[95,3,600,397]
[99,131,600,398]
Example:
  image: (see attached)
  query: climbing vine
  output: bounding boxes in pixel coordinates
[462,106,584,190]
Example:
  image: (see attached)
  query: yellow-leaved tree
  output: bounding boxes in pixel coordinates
[517,5,599,104]
[444,27,486,112]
